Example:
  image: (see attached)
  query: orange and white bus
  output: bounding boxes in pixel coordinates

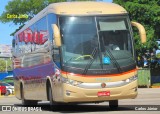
[12,1,146,109]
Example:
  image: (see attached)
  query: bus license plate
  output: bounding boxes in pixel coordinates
[97,91,110,96]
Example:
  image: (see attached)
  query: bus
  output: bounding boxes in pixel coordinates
[12,1,146,109]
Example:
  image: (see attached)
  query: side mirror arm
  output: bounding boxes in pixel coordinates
[51,24,61,47]
[131,21,146,43]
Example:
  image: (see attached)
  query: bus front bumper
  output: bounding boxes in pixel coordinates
[62,80,138,103]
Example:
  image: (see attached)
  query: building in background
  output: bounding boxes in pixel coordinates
[0,44,12,59]
[0,44,12,80]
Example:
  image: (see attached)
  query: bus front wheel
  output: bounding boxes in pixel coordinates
[109,100,118,109]
[48,85,56,110]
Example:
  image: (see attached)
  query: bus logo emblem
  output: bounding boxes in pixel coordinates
[101,83,106,88]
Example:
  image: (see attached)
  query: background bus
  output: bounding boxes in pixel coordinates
[12,2,146,109]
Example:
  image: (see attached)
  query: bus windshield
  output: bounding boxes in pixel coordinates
[59,16,136,75]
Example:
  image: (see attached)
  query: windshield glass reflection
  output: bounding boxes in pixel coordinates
[59,16,135,75]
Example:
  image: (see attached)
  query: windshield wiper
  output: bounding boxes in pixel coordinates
[104,48,122,73]
[82,47,98,75]
[100,32,122,73]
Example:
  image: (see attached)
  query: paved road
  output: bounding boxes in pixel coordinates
[0,88,160,114]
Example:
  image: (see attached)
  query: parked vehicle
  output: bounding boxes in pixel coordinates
[0,84,7,95]
[2,75,14,84]
[0,82,14,96]
[2,75,14,87]
[8,82,14,86]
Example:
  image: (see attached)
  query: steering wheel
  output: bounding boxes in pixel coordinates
[74,55,93,60]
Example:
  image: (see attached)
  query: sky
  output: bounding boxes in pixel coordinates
[0,0,20,45]
[0,0,113,45]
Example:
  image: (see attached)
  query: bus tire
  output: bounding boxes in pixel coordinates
[21,84,38,106]
[109,100,118,109]
[49,85,55,110]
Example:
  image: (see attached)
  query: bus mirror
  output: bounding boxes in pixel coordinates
[52,24,61,47]
[131,21,146,43]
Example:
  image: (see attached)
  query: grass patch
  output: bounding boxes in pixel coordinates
[152,83,160,86]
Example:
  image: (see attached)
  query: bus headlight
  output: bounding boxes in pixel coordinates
[124,75,137,83]
[61,77,82,86]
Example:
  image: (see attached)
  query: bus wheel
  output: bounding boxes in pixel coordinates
[109,100,118,109]
[49,85,56,110]
[21,85,38,106]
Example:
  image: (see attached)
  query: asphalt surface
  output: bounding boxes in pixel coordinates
[0,88,160,114]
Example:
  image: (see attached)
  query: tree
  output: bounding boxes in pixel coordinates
[0,0,64,25]
[0,59,12,72]
[0,0,92,25]
[113,0,160,52]
[0,59,6,72]
[113,0,160,68]
[0,0,92,35]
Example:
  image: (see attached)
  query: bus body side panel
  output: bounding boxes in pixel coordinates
[13,13,60,101]
[14,62,55,100]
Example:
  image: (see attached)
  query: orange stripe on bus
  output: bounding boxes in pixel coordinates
[60,68,137,77]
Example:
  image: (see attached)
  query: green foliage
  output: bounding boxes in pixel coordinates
[0,59,12,72]
[0,59,6,72]
[0,0,53,25]
[152,83,160,86]
[156,53,160,59]
[0,0,91,25]
[7,59,12,71]
[114,0,160,52]
[0,0,92,36]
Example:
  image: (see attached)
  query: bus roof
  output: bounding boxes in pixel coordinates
[14,2,127,36]
[49,2,127,15]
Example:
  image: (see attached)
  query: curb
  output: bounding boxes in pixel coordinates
[0,94,15,97]
[151,86,160,88]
